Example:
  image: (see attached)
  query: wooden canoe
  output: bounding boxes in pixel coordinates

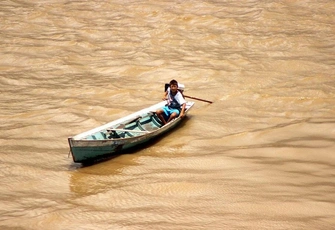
[68,101,195,163]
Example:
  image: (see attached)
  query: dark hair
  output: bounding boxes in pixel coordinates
[169,79,178,86]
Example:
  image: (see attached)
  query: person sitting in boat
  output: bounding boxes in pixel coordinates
[156,79,186,125]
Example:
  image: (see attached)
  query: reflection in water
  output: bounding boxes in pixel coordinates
[69,156,128,196]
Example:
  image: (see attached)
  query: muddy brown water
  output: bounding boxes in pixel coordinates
[1,1,334,229]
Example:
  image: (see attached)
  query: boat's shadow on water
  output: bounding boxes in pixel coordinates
[69,116,192,169]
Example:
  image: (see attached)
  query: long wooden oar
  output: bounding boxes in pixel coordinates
[164,83,213,104]
[184,95,213,104]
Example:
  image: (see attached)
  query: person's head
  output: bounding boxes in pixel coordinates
[169,79,178,92]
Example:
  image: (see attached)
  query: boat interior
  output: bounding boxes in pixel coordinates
[85,112,163,140]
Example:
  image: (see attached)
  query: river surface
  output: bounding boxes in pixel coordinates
[1,0,335,229]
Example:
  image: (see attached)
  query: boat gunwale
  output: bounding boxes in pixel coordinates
[69,114,185,145]
[69,101,195,142]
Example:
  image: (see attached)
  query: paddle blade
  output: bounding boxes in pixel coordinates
[165,83,169,92]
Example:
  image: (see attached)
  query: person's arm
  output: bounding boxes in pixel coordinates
[162,88,169,100]
[162,91,168,100]
[176,92,186,117]
[179,103,186,118]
